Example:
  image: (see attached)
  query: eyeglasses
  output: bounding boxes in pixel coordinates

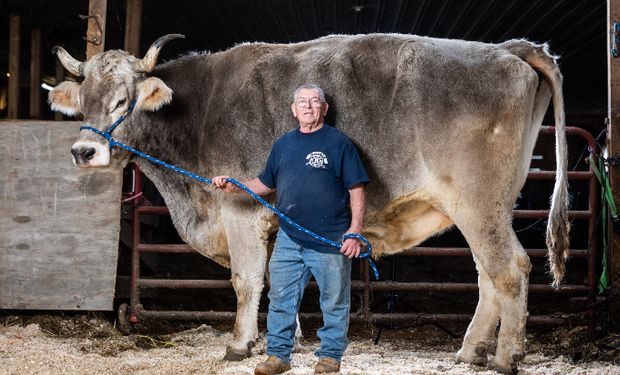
[295,98,323,108]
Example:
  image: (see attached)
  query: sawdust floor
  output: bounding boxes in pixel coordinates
[0,313,618,375]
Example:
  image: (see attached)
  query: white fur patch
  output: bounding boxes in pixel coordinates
[71,140,110,167]
[50,102,79,116]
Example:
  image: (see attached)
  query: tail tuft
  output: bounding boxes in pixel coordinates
[503,39,570,287]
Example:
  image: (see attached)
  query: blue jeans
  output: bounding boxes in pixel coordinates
[266,228,352,364]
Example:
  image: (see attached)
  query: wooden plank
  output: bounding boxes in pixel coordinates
[608,0,620,328]
[0,121,122,310]
[86,0,107,59]
[8,15,20,119]
[124,0,143,56]
[29,28,41,119]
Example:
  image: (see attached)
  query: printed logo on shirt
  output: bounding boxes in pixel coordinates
[306,151,328,169]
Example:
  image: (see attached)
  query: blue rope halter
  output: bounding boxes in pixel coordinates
[80,101,379,279]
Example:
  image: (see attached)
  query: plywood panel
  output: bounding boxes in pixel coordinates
[0,121,122,310]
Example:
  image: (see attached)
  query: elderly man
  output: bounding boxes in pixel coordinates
[213,84,368,374]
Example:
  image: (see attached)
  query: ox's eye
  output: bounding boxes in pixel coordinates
[115,99,127,110]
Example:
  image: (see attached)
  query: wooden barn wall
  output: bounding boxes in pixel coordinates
[0,121,122,310]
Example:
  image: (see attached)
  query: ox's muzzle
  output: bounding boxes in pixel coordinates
[70,140,110,167]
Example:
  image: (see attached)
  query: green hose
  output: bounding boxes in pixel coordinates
[588,155,615,293]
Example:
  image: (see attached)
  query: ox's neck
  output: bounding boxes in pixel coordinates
[125,54,216,249]
[135,159,206,248]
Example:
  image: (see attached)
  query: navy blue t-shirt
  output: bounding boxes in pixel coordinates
[259,124,369,252]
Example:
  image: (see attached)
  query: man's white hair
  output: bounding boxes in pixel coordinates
[293,84,326,102]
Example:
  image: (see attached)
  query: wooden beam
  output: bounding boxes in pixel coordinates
[8,14,20,119]
[124,0,143,56]
[54,53,65,121]
[85,0,107,59]
[607,0,620,329]
[29,28,41,119]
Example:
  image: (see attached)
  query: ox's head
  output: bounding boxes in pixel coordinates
[49,34,184,168]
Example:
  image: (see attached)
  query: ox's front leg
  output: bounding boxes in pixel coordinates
[221,205,270,361]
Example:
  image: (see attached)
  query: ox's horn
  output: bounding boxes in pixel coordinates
[52,46,84,76]
[133,34,185,73]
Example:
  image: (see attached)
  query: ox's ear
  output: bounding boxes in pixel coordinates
[48,81,81,116]
[135,77,173,111]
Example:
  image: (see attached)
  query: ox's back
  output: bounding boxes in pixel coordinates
[153,34,550,207]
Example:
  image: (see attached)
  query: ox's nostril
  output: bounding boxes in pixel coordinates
[71,147,97,162]
[83,148,96,160]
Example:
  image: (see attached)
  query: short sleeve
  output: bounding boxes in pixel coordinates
[342,139,370,189]
[258,143,279,189]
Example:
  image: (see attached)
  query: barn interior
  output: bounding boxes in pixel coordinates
[0,0,611,335]
[0,0,608,126]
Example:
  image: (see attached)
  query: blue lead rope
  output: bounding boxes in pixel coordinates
[80,102,379,279]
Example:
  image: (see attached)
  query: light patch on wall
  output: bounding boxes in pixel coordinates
[0,87,6,111]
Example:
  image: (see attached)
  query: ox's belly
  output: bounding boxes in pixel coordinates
[364,192,453,257]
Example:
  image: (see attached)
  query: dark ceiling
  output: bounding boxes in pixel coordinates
[0,0,608,129]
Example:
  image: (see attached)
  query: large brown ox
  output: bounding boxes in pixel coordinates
[49,33,568,373]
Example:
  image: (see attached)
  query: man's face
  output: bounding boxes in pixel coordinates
[291,88,329,126]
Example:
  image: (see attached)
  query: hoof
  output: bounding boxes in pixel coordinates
[512,352,525,363]
[456,346,489,367]
[456,353,487,367]
[223,345,252,361]
[487,358,517,374]
[470,356,489,367]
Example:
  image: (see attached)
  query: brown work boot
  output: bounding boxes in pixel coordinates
[314,357,340,373]
[254,355,291,375]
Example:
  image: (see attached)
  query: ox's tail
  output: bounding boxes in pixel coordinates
[501,40,570,289]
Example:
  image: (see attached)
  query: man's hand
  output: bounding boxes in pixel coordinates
[340,235,361,259]
[211,177,274,196]
[341,185,365,259]
[212,175,237,193]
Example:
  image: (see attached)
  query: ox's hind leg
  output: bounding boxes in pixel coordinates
[221,205,270,361]
[456,266,499,366]
[453,214,531,374]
